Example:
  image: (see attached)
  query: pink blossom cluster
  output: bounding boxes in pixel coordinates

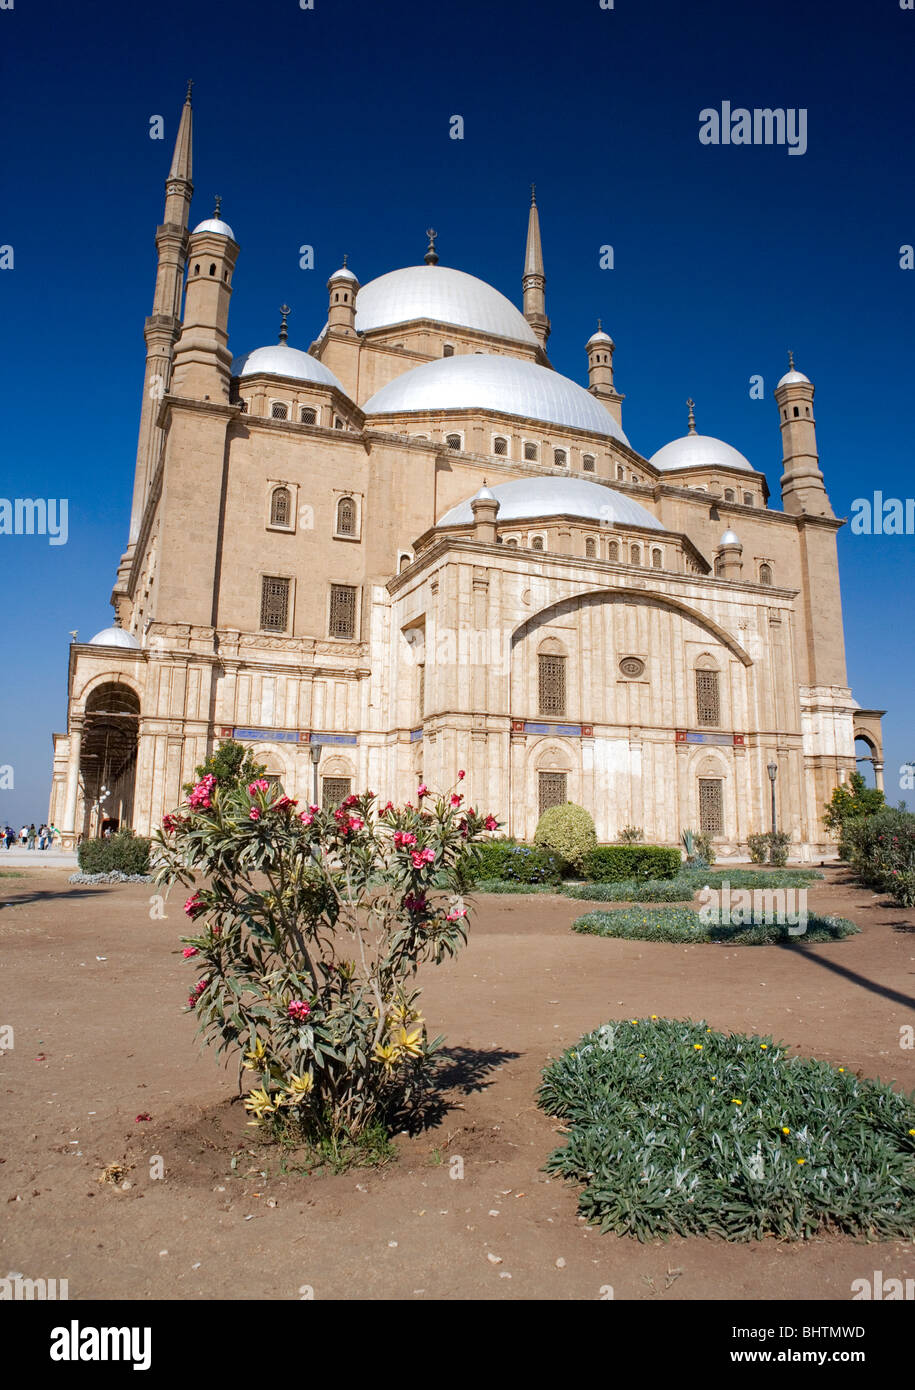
[162,814,181,834]
[247,779,270,796]
[187,773,216,810]
[274,796,298,812]
[393,831,417,849]
[333,805,364,836]
[298,803,319,827]
[184,892,205,919]
[403,892,427,914]
[182,946,199,958]
[411,847,435,868]
[187,977,208,1009]
[287,1000,311,1022]
[446,905,468,921]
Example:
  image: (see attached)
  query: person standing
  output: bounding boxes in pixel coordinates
[19,825,28,848]
[27,824,37,850]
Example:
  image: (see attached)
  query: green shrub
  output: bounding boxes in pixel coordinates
[680,827,712,869]
[538,1018,915,1241]
[185,737,267,794]
[462,839,566,885]
[823,770,886,840]
[841,807,915,906]
[471,878,560,895]
[534,803,597,871]
[693,831,716,865]
[77,828,151,875]
[747,831,791,867]
[747,832,769,864]
[583,845,681,883]
[565,877,692,903]
[571,906,859,945]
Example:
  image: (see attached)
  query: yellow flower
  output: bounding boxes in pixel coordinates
[372,1041,401,1072]
[693,1044,703,1051]
[711,1076,717,1081]
[638,1053,645,1059]
[243,1087,275,1122]
[796,1158,806,1165]
[731,1099,742,1105]
[391,1025,424,1059]
[782,1126,791,1135]
[838,1067,845,1073]
[242,1038,268,1071]
[760,1044,768,1050]
[650,1015,658,1020]
[908,1129,915,1136]
[283,1071,314,1104]
[630,1019,637,1024]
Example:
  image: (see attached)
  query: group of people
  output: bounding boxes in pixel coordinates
[3,823,61,851]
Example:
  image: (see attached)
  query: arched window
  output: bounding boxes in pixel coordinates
[300,406,317,424]
[759,563,773,586]
[524,441,538,461]
[530,535,544,551]
[443,344,454,357]
[505,536,519,548]
[445,433,462,451]
[238,399,248,414]
[208,263,216,276]
[696,668,721,727]
[793,406,800,417]
[630,544,641,565]
[617,465,625,481]
[193,263,200,276]
[493,436,508,456]
[743,491,753,506]
[270,486,291,528]
[651,547,662,569]
[399,552,411,573]
[271,401,288,420]
[553,448,567,468]
[608,540,620,562]
[714,556,725,577]
[336,496,356,536]
[724,488,735,502]
[538,653,566,716]
[583,454,595,472]
[334,416,344,429]
[585,536,597,558]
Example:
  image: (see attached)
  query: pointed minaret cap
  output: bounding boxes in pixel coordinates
[168,83,194,183]
[328,252,359,286]
[776,349,811,388]
[586,317,613,348]
[192,194,235,240]
[524,189,545,278]
[424,229,439,266]
[278,304,291,345]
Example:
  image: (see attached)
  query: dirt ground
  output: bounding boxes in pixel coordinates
[1,866,913,1301]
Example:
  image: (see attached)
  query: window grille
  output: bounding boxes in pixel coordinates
[271,401,288,420]
[301,406,317,424]
[445,433,462,451]
[336,496,356,536]
[329,583,357,639]
[553,448,567,467]
[608,540,620,561]
[523,441,538,461]
[724,488,735,502]
[539,772,567,817]
[493,436,508,456]
[443,344,454,357]
[322,777,352,809]
[743,491,753,506]
[585,536,597,558]
[698,778,723,835]
[260,576,290,632]
[630,544,641,565]
[530,535,544,551]
[583,454,595,472]
[538,654,566,716]
[651,548,662,569]
[759,563,773,586]
[270,487,290,527]
[505,537,518,548]
[696,669,721,726]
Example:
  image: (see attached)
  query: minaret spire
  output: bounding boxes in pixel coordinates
[167,82,194,185]
[686,398,697,435]
[522,186,549,349]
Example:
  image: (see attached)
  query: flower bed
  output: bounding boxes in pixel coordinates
[571,906,859,945]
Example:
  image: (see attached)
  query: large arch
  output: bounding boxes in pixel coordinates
[80,682,141,835]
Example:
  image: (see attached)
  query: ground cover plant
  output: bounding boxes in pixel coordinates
[538,1018,915,1241]
[571,905,859,945]
[563,866,823,903]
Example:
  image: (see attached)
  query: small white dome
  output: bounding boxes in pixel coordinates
[232,344,346,391]
[649,432,755,474]
[354,265,539,346]
[586,328,613,347]
[192,217,236,239]
[719,529,742,547]
[328,265,359,284]
[437,475,663,530]
[89,626,141,649]
[776,368,811,388]
[473,485,496,501]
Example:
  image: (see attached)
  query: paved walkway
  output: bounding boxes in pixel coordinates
[0,848,78,869]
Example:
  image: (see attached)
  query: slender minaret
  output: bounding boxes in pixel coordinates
[522,185,550,348]
[114,84,194,605]
[774,353,833,518]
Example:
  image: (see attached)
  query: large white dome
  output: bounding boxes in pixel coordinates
[232,344,346,391]
[363,354,630,443]
[354,265,539,346]
[437,475,662,530]
[649,432,755,474]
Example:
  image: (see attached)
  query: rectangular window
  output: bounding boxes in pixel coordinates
[698,779,723,835]
[696,669,720,727]
[523,441,538,461]
[271,401,288,420]
[329,583,357,639]
[260,576,290,632]
[322,777,352,809]
[538,772,567,817]
[538,654,566,717]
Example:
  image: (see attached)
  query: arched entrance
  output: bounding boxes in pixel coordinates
[80,683,140,837]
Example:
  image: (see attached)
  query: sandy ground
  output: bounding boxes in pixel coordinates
[1,865,913,1302]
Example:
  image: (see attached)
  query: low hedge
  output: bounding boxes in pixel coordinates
[538,1018,915,1241]
[583,845,681,882]
[77,829,151,876]
[572,905,859,945]
[462,840,566,885]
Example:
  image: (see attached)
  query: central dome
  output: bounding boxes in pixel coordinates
[363,354,629,443]
[437,475,662,529]
[354,265,539,346]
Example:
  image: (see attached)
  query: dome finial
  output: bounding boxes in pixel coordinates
[278,304,291,345]
[342,252,348,268]
[213,194,222,219]
[686,398,697,435]
[185,78,194,105]
[530,182,536,207]
[424,228,439,266]
[597,318,602,331]
[788,348,795,371]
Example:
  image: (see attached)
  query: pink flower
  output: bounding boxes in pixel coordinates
[184,893,204,919]
[394,831,418,848]
[162,814,178,834]
[348,815,365,831]
[342,793,360,809]
[457,769,465,780]
[247,779,270,796]
[187,774,217,810]
[299,811,314,827]
[417,784,429,798]
[403,892,427,913]
[288,1000,311,1022]
[382,800,395,813]
[450,793,462,806]
[411,848,435,868]
[446,906,468,921]
[182,946,199,958]
[187,977,208,1008]
[484,815,498,831]
[275,796,298,811]
[249,808,261,821]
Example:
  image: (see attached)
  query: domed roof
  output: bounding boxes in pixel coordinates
[363,354,630,443]
[328,265,359,284]
[353,265,539,346]
[719,529,742,547]
[586,327,613,347]
[776,368,811,387]
[232,344,346,391]
[192,217,236,239]
[437,475,662,530]
[649,432,755,474]
[89,626,141,649]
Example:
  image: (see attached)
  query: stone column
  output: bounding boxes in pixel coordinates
[61,716,85,848]
[874,760,885,792]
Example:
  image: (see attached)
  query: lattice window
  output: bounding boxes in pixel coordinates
[538,654,566,716]
[417,663,425,719]
[553,448,567,467]
[539,772,567,817]
[524,441,538,461]
[583,454,595,472]
[696,669,721,727]
[260,576,290,632]
[759,563,773,586]
[270,487,290,528]
[329,583,357,638]
[714,556,725,577]
[530,535,544,551]
[445,433,462,451]
[322,777,351,809]
[336,496,356,536]
[724,488,735,502]
[505,537,518,548]
[608,540,620,562]
[698,779,723,835]
[493,436,508,456]
[271,401,288,420]
[630,544,641,565]
[585,536,597,558]
[651,548,663,569]
[743,491,753,506]
[300,406,317,424]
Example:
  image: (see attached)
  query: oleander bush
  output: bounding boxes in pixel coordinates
[571,906,859,946]
[841,808,915,908]
[77,828,151,876]
[538,1018,915,1241]
[583,845,681,883]
[534,803,597,871]
[154,773,499,1150]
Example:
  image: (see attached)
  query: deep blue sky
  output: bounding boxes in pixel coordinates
[0,0,912,824]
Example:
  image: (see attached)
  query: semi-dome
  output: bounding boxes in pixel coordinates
[232,344,346,391]
[363,354,630,443]
[353,265,540,346]
[89,626,141,649]
[192,217,236,239]
[649,432,755,474]
[437,475,662,530]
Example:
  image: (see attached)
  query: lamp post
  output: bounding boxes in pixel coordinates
[767,761,778,836]
[309,742,323,808]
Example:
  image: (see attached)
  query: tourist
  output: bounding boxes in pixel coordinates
[27,823,37,850]
[38,824,49,850]
[19,825,28,847]
[49,824,61,848]
[3,826,13,850]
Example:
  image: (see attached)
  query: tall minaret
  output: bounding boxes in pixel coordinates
[774,353,834,518]
[522,185,550,348]
[113,84,194,609]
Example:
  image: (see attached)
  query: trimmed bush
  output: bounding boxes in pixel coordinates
[538,1018,915,1241]
[572,905,859,945]
[534,803,597,870]
[583,845,681,883]
[77,829,151,876]
[463,839,565,885]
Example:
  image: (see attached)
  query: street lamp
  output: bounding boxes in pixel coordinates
[309,742,323,808]
[767,761,778,836]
